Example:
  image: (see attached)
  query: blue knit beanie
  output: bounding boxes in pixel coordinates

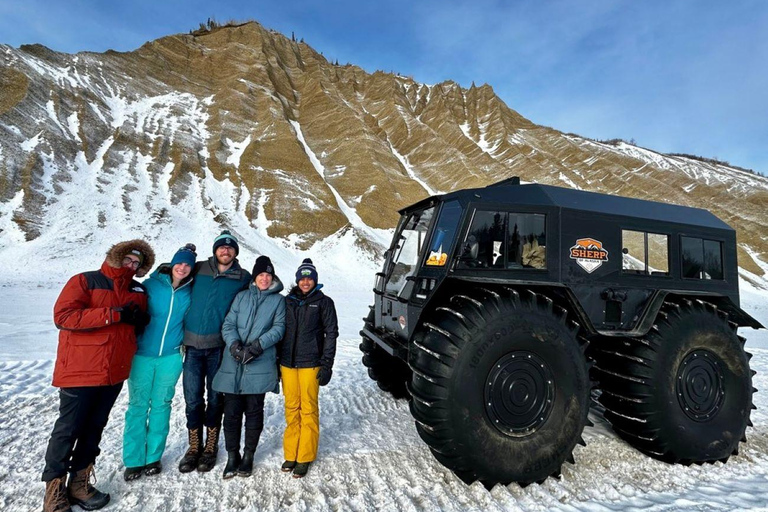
[212,230,239,256]
[171,243,197,268]
[295,258,318,283]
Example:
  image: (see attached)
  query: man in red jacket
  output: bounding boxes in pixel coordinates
[43,240,155,512]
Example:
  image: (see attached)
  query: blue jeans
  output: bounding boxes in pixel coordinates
[182,346,223,430]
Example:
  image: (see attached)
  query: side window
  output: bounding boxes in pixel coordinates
[508,214,546,269]
[648,233,669,275]
[425,201,463,267]
[703,240,723,280]
[622,230,669,276]
[458,211,507,268]
[682,236,723,280]
[622,230,646,273]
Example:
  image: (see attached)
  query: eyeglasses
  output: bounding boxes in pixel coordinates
[122,257,141,269]
[216,246,235,252]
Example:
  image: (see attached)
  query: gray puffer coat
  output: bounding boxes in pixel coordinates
[213,276,286,395]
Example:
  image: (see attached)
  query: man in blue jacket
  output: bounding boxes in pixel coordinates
[179,231,251,473]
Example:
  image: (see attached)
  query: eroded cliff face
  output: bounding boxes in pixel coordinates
[1,21,766,274]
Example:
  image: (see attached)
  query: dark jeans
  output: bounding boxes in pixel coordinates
[182,346,224,430]
[222,393,265,453]
[42,384,123,481]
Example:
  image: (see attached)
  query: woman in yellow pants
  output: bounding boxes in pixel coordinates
[279,259,338,478]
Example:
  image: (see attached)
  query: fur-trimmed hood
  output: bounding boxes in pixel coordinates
[105,239,156,277]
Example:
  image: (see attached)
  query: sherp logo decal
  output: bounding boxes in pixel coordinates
[570,238,609,273]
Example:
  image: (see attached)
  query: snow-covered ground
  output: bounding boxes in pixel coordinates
[1,254,768,511]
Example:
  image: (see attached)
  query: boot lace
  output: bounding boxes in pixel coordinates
[84,464,97,493]
[45,477,68,511]
[204,427,219,453]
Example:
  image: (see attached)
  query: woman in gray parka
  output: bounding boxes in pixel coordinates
[213,255,286,479]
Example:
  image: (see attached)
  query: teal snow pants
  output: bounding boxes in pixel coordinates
[123,353,183,468]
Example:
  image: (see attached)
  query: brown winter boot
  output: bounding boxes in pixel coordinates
[178,427,202,473]
[197,426,220,472]
[43,476,71,512]
[67,464,110,510]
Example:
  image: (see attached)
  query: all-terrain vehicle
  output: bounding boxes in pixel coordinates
[360,177,762,487]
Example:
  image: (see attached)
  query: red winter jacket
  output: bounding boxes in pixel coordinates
[52,261,149,387]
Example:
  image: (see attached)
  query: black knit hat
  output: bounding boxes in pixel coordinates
[252,255,274,278]
[212,230,239,256]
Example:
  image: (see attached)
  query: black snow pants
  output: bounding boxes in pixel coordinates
[41,383,123,481]
[222,393,265,453]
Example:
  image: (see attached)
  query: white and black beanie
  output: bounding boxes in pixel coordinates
[295,258,318,283]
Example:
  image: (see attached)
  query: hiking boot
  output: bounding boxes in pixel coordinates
[123,466,143,482]
[67,465,110,510]
[281,460,296,473]
[197,426,220,472]
[178,428,202,473]
[43,476,71,512]
[292,462,310,479]
[238,450,254,477]
[222,451,240,480]
[143,461,162,476]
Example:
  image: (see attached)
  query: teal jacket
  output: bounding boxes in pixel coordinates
[136,266,193,358]
[183,257,251,350]
[213,276,286,395]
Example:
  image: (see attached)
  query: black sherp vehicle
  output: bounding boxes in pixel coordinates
[360,177,762,487]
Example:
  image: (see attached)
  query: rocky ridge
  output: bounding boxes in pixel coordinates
[0,21,766,276]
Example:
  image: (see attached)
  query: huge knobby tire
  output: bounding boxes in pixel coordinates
[360,308,412,399]
[409,287,591,487]
[591,299,755,463]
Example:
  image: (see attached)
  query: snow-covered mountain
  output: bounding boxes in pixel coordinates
[1,20,767,281]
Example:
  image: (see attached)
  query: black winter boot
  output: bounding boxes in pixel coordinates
[222,451,240,479]
[197,426,220,472]
[67,465,110,510]
[43,476,72,512]
[123,466,143,482]
[143,461,162,476]
[178,428,202,473]
[238,450,254,477]
[292,462,310,479]
[281,460,297,473]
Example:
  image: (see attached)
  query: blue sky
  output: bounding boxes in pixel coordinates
[2,0,766,174]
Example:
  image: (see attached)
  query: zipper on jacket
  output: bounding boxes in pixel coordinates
[289,297,303,366]
[158,289,175,356]
[158,278,191,356]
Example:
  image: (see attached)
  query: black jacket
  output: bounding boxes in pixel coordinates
[280,285,338,368]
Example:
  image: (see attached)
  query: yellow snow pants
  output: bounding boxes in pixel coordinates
[281,366,320,463]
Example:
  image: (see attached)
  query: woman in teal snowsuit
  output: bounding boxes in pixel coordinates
[214,255,285,479]
[122,244,197,481]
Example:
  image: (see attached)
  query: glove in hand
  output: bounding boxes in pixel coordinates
[119,303,150,328]
[317,365,333,386]
[241,340,264,365]
[229,341,245,363]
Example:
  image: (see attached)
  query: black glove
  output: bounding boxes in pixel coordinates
[119,303,150,328]
[317,365,333,386]
[229,341,245,363]
[241,340,264,365]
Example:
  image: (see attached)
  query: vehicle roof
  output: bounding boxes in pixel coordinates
[402,181,733,232]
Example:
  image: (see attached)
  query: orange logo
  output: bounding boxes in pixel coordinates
[570,238,609,273]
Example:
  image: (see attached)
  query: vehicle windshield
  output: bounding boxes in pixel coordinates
[385,206,435,296]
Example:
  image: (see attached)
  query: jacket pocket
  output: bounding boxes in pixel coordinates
[65,332,110,375]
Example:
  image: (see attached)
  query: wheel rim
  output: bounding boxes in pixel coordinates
[676,349,725,422]
[484,351,555,437]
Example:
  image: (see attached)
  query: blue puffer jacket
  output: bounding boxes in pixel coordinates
[136,266,193,357]
[213,276,286,395]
